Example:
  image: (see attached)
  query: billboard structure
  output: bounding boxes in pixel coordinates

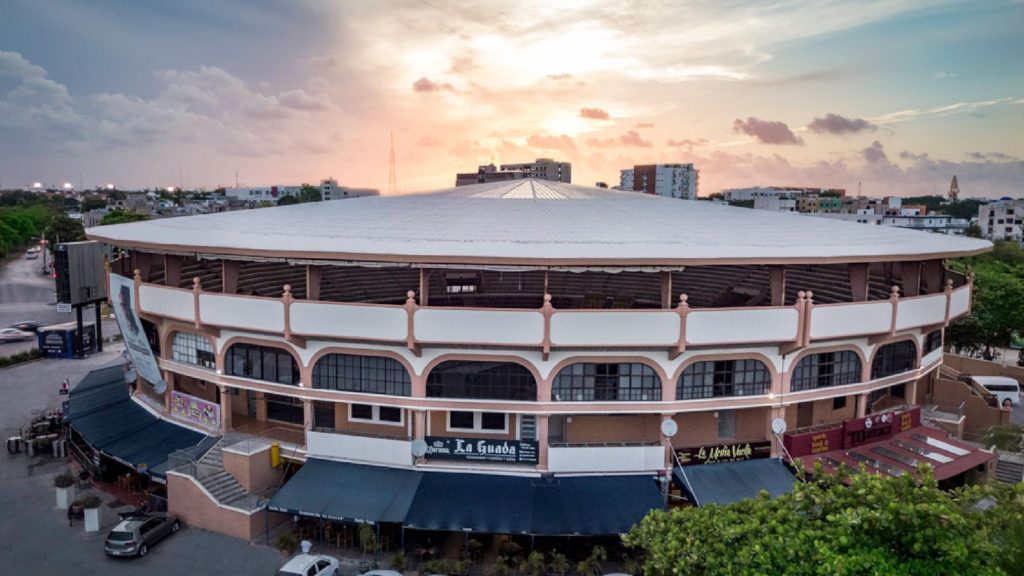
[109,273,167,394]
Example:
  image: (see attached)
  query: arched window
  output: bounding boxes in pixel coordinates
[312,354,411,396]
[427,361,536,401]
[871,340,918,379]
[790,351,861,392]
[171,332,215,369]
[677,359,770,400]
[923,330,943,356]
[225,343,299,385]
[552,363,661,402]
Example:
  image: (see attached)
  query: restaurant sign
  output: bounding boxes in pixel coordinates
[424,436,538,464]
[676,441,771,465]
[843,406,920,449]
[783,426,845,458]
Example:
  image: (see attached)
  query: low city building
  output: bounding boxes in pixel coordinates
[619,164,698,199]
[978,198,1023,241]
[85,179,993,541]
[456,158,571,186]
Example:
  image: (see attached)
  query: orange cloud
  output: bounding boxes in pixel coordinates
[580,107,610,120]
[586,130,652,148]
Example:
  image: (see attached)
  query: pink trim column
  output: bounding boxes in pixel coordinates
[541,294,554,361]
[164,255,182,287]
[536,415,549,471]
[660,413,674,469]
[848,263,869,302]
[282,284,294,339]
[306,265,321,301]
[767,406,785,457]
[413,410,426,441]
[671,294,690,359]
[222,260,239,294]
[857,393,869,417]
[192,277,202,329]
[163,370,174,413]
[303,399,313,431]
[220,387,232,434]
[943,279,954,323]
[802,291,814,347]
[889,286,901,335]
[404,291,420,356]
[769,266,786,306]
[133,269,143,316]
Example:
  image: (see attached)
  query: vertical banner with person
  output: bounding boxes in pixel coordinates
[109,273,167,393]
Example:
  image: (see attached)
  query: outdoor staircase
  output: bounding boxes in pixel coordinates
[195,434,258,509]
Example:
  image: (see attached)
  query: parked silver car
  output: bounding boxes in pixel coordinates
[104,513,181,557]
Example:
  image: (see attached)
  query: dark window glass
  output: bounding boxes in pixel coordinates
[833,396,847,410]
[790,351,862,391]
[427,361,536,401]
[717,410,736,439]
[676,359,770,400]
[265,394,303,424]
[378,406,402,423]
[171,332,215,368]
[449,411,474,429]
[871,340,918,379]
[312,354,411,396]
[313,401,335,431]
[480,412,505,430]
[890,383,906,399]
[225,343,298,385]
[351,404,373,420]
[552,363,661,402]
[923,330,943,355]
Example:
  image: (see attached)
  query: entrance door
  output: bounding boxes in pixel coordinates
[548,415,566,445]
[796,402,814,428]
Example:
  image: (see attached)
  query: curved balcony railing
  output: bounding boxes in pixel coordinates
[130,272,972,355]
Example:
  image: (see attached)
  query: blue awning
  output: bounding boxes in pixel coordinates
[673,459,797,507]
[531,475,665,536]
[405,472,535,534]
[406,472,664,535]
[268,459,422,524]
[67,366,209,480]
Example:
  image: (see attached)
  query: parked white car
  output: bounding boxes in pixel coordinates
[277,554,340,576]
[0,328,34,343]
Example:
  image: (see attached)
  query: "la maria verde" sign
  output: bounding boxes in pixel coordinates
[424,436,538,464]
[676,441,772,465]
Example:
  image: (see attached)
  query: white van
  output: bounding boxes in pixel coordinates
[971,376,1022,409]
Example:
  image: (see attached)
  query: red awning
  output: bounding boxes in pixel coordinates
[794,426,994,481]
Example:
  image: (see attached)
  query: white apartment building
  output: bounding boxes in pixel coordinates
[979,198,1023,241]
[319,178,380,201]
[224,185,302,202]
[499,158,571,183]
[619,164,698,199]
[753,196,797,213]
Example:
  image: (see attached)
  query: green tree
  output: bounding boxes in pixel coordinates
[80,196,108,211]
[965,223,983,238]
[99,210,149,225]
[299,184,322,203]
[947,241,1024,351]
[625,467,1024,576]
[276,194,301,206]
[43,214,86,248]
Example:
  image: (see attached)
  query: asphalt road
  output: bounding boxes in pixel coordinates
[0,253,117,355]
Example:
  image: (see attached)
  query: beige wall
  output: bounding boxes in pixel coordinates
[785,396,856,430]
[427,410,518,440]
[332,403,410,439]
[175,374,218,403]
[926,374,1011,439]
[673,408,768,447]
[942,354,1024,383]
[167,472,275,541]
[222,446,282,493]
[563,414,661,444]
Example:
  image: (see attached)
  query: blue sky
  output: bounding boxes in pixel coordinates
[1,0,1021,196]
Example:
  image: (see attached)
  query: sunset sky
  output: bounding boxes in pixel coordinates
[1,0,1022,197]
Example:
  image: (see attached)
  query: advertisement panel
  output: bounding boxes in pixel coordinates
[170,391,221,432]
[783,426,845,458]
[109,273,167,393]
[424,436,538,464]
[676,441,771,465]
[843,406,921,449]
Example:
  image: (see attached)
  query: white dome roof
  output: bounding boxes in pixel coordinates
[87,179,991,266]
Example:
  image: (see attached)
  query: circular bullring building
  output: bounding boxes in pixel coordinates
[86,179,994,541]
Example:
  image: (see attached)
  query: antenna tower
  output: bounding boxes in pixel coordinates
[388,131,397,194]
[947,175,960,202]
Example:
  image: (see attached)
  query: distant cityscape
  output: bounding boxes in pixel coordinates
[4,159,1018,243]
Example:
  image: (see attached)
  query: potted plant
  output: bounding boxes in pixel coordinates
[358,523,377,555]
[390,551,407,573]
[576,546,607,576]
[54,471,75,510]
[548,552,569,576]
[276,532,299,554]
[79,493,103,532]
[452,558,471,576]
[487,561,512,576]
[422,559,449,575]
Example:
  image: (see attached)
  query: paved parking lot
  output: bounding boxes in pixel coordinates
[0,351,286,575]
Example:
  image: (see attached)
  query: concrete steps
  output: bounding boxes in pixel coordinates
[194,436,256,509]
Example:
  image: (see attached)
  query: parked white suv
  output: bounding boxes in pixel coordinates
[277,554,340,576]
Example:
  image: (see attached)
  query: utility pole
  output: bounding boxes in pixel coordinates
[388,131,397,195]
